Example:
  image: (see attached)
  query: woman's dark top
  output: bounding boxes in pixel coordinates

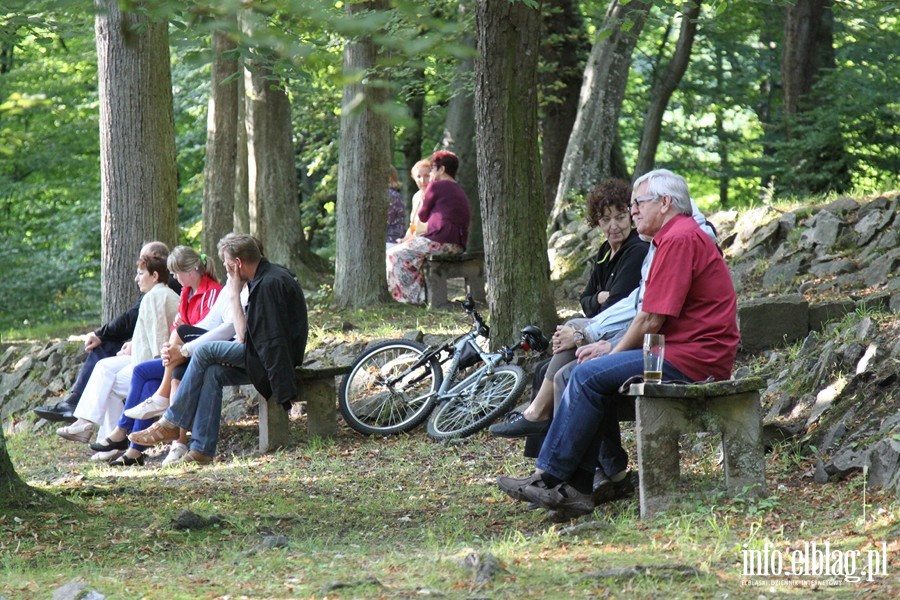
[580,228,649,318]
[418,179,471,249]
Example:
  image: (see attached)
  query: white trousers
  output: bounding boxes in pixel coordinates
[73,355,133,441]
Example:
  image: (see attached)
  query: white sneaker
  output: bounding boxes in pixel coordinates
[123,395,170,420]
[162,441,189,466]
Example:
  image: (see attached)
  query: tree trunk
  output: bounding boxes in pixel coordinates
[1,426,71,514]
[442,12,482,253]
[539,0,589,216]
[333,0,392,308]
[242,14,325,286]
[781,0,850,194]
[400,64,425,210]
[95,0,178,322]
[202,27,238,277]
[234,59,250,234]
[475,0,556,346]
[551,0,652,229]
[754,3,782,198]
[634,0,701,178]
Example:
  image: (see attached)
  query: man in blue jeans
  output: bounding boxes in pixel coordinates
[498,169,740,521]
[129,233,307,465]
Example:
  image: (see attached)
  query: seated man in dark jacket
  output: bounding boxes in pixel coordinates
[129,233,308,465]
[33,241,180,423]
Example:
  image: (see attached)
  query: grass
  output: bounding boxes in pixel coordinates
[0,318,96,346]
[3,421,899,598]
[2,305,899,598]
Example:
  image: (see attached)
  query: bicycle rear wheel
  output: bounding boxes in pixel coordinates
[425,364,526,440]
[339,339,442,436]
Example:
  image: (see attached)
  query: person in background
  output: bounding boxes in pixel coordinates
[87,247,222,466]
[386,166,407,246]
[55,249,180,445]
[386,150,471,305]
[33,242,181,423]
[398,158,431,243]
[129,233,308,466]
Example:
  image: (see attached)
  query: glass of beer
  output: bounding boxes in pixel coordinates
[643,333,665,383]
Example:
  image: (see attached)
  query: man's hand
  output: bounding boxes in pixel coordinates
[84,332,101,352]
[117,341,133,356]
[575,340,612,363]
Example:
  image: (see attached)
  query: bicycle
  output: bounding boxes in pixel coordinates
[338,295,548,440]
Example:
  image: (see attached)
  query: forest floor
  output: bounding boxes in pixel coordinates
[3,302,900,599]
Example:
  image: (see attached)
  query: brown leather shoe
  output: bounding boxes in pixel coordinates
[179,450,213,465]
[127,418,179,446]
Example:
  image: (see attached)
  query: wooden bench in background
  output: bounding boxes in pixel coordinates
[258,365,352,453]
[623,377,767,518]
[423,251,486,309]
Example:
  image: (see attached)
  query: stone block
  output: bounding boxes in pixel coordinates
[762,258,804,290]
[424,252,486,309]
[808,300,855,331]
[866,438,900,490]
[738,295,809,352]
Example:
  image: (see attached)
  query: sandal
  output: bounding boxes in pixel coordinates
[110,453,145,467]
[127,419,179,446]
[89,437,129,452]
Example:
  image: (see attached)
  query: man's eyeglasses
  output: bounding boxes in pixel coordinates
[630,194,660,210]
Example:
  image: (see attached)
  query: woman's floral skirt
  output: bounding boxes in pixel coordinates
[386,237,463,305]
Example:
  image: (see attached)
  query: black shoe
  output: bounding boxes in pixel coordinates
[497,472,544,502]
[90,437,129,452]
[592,470,637,505]
[489,411,551,438]
[521,480,595,516]
[110,453,145,467]
[33,399,78,423]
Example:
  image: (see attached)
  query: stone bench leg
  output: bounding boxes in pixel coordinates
[425,273,450,308]
[304,377,338,439]
[634,392,766,518]
[709,392,766,497]
[260,395,291,453]
[635,397,686,518]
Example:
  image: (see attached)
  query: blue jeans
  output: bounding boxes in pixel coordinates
[164,341,249,456]
[536,349,689,481]
[118,359,165,451]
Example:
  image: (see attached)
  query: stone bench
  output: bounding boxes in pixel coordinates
[624,377,767,518]
[423,252,486,309]
[258,365,352,453]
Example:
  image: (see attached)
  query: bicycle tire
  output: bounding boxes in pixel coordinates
[339,339,443,436]
[425,364,526,440]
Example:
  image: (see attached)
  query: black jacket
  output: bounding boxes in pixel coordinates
[243,259,308,408]
[579,229,649,318]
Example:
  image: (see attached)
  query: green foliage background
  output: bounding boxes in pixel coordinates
[1,0,898,332]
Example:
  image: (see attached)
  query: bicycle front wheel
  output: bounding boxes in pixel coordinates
[339,339,442,436]
[425,364,526,440]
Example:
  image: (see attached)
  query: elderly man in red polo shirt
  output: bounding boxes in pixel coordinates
[498,168,740,520]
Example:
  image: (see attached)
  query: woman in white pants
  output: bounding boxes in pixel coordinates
[57,246,179,444]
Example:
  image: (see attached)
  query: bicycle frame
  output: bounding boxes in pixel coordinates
[381,307,508,402]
